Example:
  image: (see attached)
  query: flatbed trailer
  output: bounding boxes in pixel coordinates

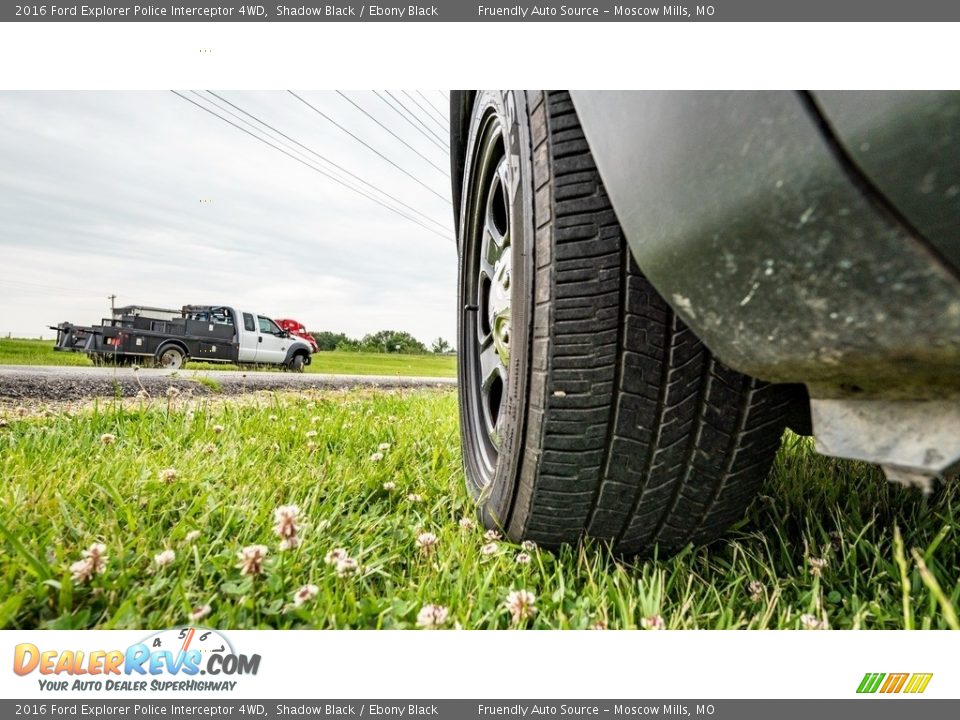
[51,304,314,371]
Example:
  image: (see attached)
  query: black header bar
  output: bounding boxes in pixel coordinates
[4,1,960,22]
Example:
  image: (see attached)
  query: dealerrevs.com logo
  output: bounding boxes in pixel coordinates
[13,627,260,693]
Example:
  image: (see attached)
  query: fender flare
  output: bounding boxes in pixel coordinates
[155,340,189,360]
[284,343,312,366]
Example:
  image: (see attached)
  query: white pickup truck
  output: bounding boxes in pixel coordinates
[53,304,315,372]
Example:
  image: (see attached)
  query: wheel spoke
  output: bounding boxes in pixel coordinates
[485,190,506,250]
[478,336,502,390]
[478,227,496,283]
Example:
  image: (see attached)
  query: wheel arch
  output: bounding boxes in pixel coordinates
[155,339,189,359]
[284,344,312,366]
[450,90,477,242]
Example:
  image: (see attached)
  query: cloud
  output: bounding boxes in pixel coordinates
[0,91,457,345]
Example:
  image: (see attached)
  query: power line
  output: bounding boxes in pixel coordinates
[199,91,363,192]
[373,90,447,152]
[416,90,449,125]
[384,90,448,146]
[203,91,450,234]
[335,91,449,177]
[171,91,453,241]
[404,91,448,134]
[288,91,451,205]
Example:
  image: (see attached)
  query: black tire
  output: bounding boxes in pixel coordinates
[157,345,185,370]
[457,91,794,556]
[289,353,306,373]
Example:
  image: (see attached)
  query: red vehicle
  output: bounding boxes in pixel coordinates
[274,318,318,353]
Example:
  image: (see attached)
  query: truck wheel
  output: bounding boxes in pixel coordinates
[456,91,794,556]
[289,353,306,373]
[157,346,185,370]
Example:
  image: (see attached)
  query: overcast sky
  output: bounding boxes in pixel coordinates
[0,91,456,344]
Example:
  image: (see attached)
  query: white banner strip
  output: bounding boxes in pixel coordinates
[1,629,954,699]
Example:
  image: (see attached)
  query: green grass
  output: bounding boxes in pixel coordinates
[0,338,456,378]
[0,338,92,367]
[0,389,957,630]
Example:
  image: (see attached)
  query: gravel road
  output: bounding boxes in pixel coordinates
[0,365,455,401]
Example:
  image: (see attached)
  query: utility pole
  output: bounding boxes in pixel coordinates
[108,294,116,314]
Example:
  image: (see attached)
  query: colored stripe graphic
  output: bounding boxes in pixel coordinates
[857,672,932,694]
[903,673,934,694]
[857,673,885,693]
[880,673,909,693]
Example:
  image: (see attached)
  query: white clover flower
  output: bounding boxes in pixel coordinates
[159,467,177,484]
[336,557,360,577]
[383,481,396,491]
[236,545,268,576]
[212,424,224,434]
[407,493,423,503]
[484,530,502,542]
[416,532,439,555]
[591,620,608,630]
[99,433,116,445]
[808,557,829,577]
[69,543,108,583]
[800,613,828,630]
[189,604,212,622]
[416,604,449,629]
[202,443,217,454]
[748,580,764,602]
[369,452,384,462]
[458,517,476,530]
[521,540,538,552]
[378,442,392,452]
[480,542,498,556]
[154,549,176,568]
[515,552,531,565]
[273,505,301,546]
[185,530,201,543]
[293,584,319,607]
[325,548,349,565]
[306,430,318,439]
[504,590,537,624]
[641,614,666,630]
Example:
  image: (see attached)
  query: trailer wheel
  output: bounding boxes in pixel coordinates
[157,346,185,370]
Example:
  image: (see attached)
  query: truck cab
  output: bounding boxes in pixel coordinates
[236,311,304,366]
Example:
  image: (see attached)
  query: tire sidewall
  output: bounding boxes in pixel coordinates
[457,90,535,532]
[158,345,184,370]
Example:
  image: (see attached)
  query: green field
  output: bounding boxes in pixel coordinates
[0,338,456,378]
[0,338,92,367]
[1,389,957,630]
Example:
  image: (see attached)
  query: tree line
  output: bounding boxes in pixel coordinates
[310,330,453,354]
